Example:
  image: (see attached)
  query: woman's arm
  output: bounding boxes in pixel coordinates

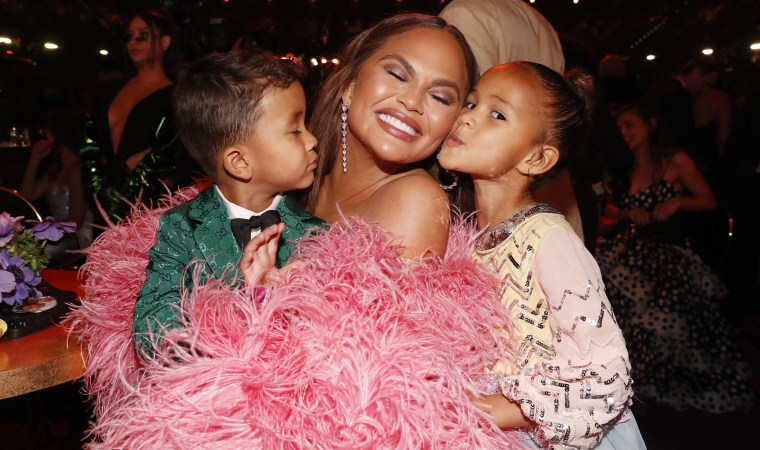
[20,139,53,201]
[61,147,87,227]
[499,226,633,449]
[604,202,650,225]
[653,151,716,222]
[125,148,152,170]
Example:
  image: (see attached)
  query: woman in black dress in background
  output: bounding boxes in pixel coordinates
[595,102,753,413]
[82,10,189,222]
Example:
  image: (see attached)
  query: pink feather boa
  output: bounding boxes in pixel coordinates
[65,184,520,449]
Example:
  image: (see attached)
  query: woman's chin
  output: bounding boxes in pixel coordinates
[371,144,436,167]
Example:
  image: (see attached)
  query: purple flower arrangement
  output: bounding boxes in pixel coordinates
[0,212,76,306]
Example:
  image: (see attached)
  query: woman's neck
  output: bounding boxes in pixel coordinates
[473,176,536,232]
[322,157,398,212]
[134,63,169,84]
[322,135,410,208]
[632,144,662,179]
[632,143,653,167]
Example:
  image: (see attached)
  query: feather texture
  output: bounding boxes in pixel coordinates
[65,185,519,449]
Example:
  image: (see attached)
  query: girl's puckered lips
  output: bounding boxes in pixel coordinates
[446,134,463,147]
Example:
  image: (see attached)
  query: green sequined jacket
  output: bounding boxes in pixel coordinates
[132,185,326,355]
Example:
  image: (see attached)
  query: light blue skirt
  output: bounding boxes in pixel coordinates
[521,413,647,449]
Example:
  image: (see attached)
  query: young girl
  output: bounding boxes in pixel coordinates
[439,62,646,449]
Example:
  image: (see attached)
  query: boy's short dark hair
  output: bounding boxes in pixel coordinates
[173,51,305,178]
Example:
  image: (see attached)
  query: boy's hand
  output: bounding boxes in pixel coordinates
[240,222,285,286]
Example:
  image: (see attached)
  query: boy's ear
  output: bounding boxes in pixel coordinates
[517,144,559,177]
[221,145,253,181]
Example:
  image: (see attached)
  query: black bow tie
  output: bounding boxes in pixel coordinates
[230,210,282,249]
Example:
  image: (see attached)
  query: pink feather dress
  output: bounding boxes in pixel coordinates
[65,184,521,449]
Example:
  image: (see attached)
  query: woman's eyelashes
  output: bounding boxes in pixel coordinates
[385,67,454,106]
[386,68,406,82]
[431,94,452,106]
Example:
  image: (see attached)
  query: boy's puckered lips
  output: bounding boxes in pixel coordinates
[308,154,319,171]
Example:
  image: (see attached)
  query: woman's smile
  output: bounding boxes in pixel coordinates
[375,109,422,142]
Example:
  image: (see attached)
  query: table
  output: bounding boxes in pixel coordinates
[0,269,87,400]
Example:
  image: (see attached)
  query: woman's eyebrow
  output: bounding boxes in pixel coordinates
[380,53,461,99]
[380,54,415,76]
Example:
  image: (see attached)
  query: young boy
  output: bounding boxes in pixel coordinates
[133,51,324,356]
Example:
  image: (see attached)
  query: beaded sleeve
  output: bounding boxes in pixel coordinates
[484,227,633,449]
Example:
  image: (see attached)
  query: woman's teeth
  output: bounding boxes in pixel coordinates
[378,113,420,137]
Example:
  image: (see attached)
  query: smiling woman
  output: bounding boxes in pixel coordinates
[306,14,478,259]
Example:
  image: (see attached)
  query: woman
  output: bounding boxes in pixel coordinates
[82,10,187,222]
[21,112,93,249]
[306,14,478,258]
[595,102,753,413]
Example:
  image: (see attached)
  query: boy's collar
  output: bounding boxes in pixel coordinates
[214,185,282,220]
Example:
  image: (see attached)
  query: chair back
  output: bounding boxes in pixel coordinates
[0,187,42,220]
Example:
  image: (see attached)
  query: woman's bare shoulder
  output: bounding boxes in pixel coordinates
[369,170,450,257]
[671,150,696,169]
[372,170,449,212]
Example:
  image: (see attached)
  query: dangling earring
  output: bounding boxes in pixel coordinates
[436,148,458,191]
[341,102,349,173]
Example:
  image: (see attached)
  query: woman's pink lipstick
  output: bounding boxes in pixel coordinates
[375,109,422,142]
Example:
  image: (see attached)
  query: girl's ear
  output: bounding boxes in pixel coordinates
[648,118,657,129]
[160,35,171,52]
[222,146,253,181]
[517,144,559,177]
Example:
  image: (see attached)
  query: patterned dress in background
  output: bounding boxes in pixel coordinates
[595,179,754,413]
